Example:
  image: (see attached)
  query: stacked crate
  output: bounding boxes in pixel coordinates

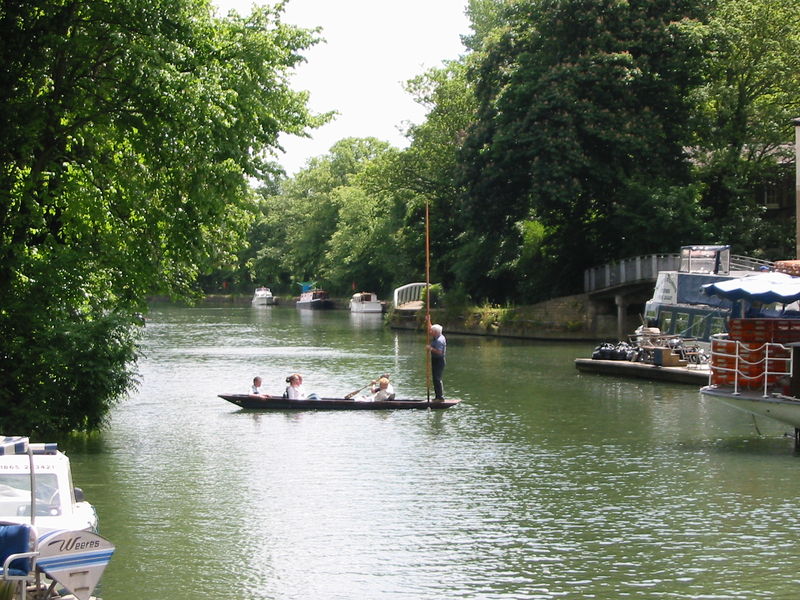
[712,319,794,389]
[774,260,800,277]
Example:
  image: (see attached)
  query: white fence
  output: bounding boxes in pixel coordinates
[393,282,429,307]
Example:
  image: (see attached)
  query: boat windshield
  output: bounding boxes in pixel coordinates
[0,473,61,517]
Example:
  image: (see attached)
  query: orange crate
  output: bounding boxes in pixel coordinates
[711,371,735,386]
[773,321,800,343]
[711,340,737,354]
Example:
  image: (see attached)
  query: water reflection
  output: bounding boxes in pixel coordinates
[69,306,800,600]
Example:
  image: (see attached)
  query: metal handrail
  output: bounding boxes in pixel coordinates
[709,334,791,397]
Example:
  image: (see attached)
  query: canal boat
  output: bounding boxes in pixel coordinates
[700,268,800,434]
[218,394,461,410]
[349,292,384,313]
[0,436,114,600]
[642,245,773,342]
[296,289,334,310]
[251,286,275,306]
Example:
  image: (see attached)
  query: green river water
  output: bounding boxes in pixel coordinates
[63,304,800,599]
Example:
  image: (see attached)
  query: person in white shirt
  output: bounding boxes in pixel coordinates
[250,376,272,398]
[371,377,394,401]
[370,373,395,399]
[284,373,319,400]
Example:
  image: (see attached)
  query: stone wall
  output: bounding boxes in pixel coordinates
[390,293,622,341]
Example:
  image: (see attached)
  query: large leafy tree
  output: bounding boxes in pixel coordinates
[247,137,392,294]
[458,0,708,300]
[0,0,322,434]
[690,0,800,256]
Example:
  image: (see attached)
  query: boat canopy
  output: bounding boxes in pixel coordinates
[297,281,316,293]
[702,272,800,304]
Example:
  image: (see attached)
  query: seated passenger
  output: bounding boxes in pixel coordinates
[250,376,271,398]
[371,377,395,401]
[284,373,319,400]
[371,373,395,399]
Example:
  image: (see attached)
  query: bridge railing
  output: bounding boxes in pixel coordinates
[584,254,680,293]
[393,282,429,307]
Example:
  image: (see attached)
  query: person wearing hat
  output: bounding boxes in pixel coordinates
[371,377,394,401]
[370,373,395,398]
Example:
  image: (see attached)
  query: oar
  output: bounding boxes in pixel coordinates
[344,381,374,399]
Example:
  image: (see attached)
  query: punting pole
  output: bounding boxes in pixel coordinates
[425,197,432,403]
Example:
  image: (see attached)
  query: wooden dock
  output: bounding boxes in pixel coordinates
[574,358,710,385]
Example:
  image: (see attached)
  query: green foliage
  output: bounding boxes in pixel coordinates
[689,0,800,256]
[0,0,320,434]
[242,138,400,294]
[458,0,708,299]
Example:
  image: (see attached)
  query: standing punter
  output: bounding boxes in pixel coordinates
[427,323,447,401]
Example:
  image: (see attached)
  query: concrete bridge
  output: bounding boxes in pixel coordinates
[583,253,680,340]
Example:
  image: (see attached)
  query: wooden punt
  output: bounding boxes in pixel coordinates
[219,394,461,410]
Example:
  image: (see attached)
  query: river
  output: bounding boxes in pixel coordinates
[64,304,800,599]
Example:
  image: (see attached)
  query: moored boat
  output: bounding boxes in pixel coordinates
[251,286,274,305]
[643,245,773,342]
[700,269,800,433]
[349,292,384,313]
[296,289,334,310]
[219,394,461,410]
[0,436,114,600]
[0,438,98,535]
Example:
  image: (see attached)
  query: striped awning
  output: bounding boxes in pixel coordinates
[702,272,800,304]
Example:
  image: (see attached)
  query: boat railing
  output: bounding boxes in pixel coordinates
[709,333,791,397]
[729,255,774,272]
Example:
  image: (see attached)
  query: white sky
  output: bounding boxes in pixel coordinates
[213,0,470,175]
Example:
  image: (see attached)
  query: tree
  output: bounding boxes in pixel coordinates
[0,0,322,435]
[246,138,393,294]
[458,0,708,300]
[689,0,800,256]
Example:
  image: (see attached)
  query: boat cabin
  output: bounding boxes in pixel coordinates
[643,245,774,342]
[0,439,98,535]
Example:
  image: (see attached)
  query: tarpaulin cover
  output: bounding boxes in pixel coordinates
[702,272,800,304]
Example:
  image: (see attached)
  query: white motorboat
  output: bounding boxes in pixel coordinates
[349,292,384,313]
[0,438,98,535]
[251,286,274,306]
[700,265,800,433]
[0,436,114,600]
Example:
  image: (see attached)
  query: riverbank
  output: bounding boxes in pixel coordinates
[177,291,619,341]
[389,292,618,342]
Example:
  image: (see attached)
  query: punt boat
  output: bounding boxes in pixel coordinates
[219,394,461,410]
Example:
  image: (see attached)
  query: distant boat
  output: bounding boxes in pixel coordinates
[219,394,460,410]
[349,292,384,313]
[296,289,334,310]
[252,287,274,306]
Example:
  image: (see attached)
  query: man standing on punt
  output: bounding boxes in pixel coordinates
[427,323,447,401]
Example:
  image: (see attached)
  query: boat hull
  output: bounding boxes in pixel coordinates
[701,386,800,429]
[219,394,460,410]
[350,302,383,313]
[296,299,334,309]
